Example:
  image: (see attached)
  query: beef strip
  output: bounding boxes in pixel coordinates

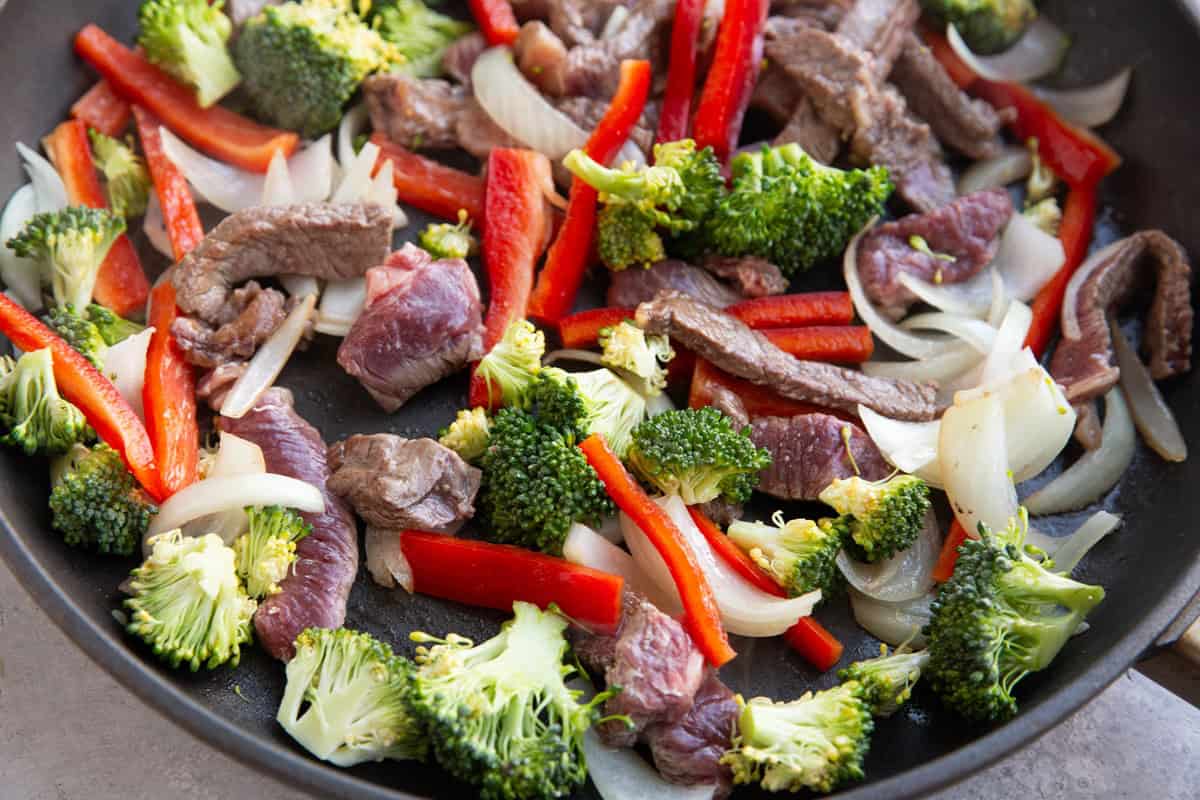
[772,97,844,163]
[171,280,287,368]
[772,0,851,30]
[545,0,674,97]
[701,255,790,298]
[454,98,522,161]
[363,74,468,150]
[857,188,1014,318]
[1050,231,1193,403]
[555,96,658,155]
[510,0,618,46]
[218,388,357,661]
[752,63,803,124]
[644,670,739,792]
[637,292,940,420]
[515,21,573,95]
[442,31,487,85]
[338,244,484,412]
[834,0,918,76]
[327,433,481,534]
[174,203,394,325]
[707,384,751,429]
[752,413,891,499]
[608,260,743,309]
[195,361,247,412]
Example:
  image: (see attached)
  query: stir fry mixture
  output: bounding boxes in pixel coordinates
[0,0,1192,797]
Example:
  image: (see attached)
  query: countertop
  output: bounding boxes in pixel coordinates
[2,558,1198,800]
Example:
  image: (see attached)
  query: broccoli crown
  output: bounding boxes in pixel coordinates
[138,0,241,107]
[479,407,613,555]
[569,367,647,458]
[278,626,427,766]
[7,206,126,311]
[417,211,477,260]
[921,0,1037,54]
[88,130,152,219]
[652,139,727,230]
[924,512,1106,723]
[438,406,492,463]
[838,646,930,718]
[626,407,771,505]
[475,318,545,407]
[0,349,89,456]
[598,320,674,397]
[819,474,931,563]
[727,511,846,598]
[234,504,312,599]
[45,305,108,368]
[124,531,256,670]
[49,442,156,556]
[410,602,604,800]
[85,303,146,346]
[235,0,397,137]
[369,0,474,78]
[520,368,590,443]
[595,202,667,271]
[723,683,875,794]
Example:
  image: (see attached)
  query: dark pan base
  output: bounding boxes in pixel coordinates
[1,1,1200,798]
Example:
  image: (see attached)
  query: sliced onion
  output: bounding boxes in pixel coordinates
[16,142,68,213]
[331,141,380,204]
[897,267,996,318]
[1034,68,1132,128]
[986,267,1009,327]
[850,589,934,648]
[147,473,324,546]
[365,528,414,591]
[160,127,265,213]
[220,294,316,419]
[0,183,43,310]
[862,346,983,385]
[857,406,943,487]
[290,134,334,203]
[563,523,681,615]
[991,212,1065,302]
[367,159,408,227]
[103,327,154,422]
[1061,238,1127,339]
[1111,322,1187,461]
[186,432,267,543]
[973,299,1033,387]
[584,727,717,800]
[600,5,630,39]
[1024,387,1135,514]
[260,148,296,205]
[1047,511,1121,574]
[836,509,939,602]
[940,390,1018,536]
[142,194,174,259]
[947,18,1068,83]
[337,103,370,171]
[900,312,997,353]
[621,495,820,637]
[957,146,1032,195]
[594,514,624,544]
[279,275,320,298]
[544,349,608,368]
[315,276,367,336]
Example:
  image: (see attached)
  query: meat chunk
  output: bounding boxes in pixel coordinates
[515,21,572,95]
[363,74,468,150]
[327,433,481,534]
[544,0,675,97]
[218,389,357,661]
[751,413,890,499]
[702,255,790,298]
[454,99,522,160]
[834,0,918,76]
[773,97,843,163]
[857,188,1014,319]
[608,260,743,309]
[637,292,939,420]
[337,244,484,412]
[1050,231,1193,403]
[442,31,487,85]
[171,280,287,367]
[644,670,739,791]
[555,96,658,155]
[511,0,618,46]
[772,0,850,30]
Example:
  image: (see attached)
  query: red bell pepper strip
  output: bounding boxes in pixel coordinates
[528,60,652,323]
[75,25,298,173]
[763,326,874,363]
[581,434,736,666]
[467,0,520,46]
[143,283,198,497]
[371,134,486,224]
[470,148,554,408]
[42,119,149,317]
[726,292,854,329]
[932,519,971,582]
[657,0,706,144]
[71,80,131,138]
[557,307,637,348]
[0,295,162,501]
[1023,185,1098,357]
[689,359,853,421]
[399,530,624,632]
[692,0,770,164]
[133,106,206,261]
[784,618,845,672]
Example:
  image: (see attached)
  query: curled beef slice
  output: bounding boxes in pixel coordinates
[751,413,890,500]
[608,260,743,309]
[857,188,1013,319]
[834,0,918,76]
[218,388,357,661]
[442,31,488,85]
[644,670,739,791]
[171,280,287,368]
[701,255,790,298]
[1050,230,1193,403]
[363,74,468,150]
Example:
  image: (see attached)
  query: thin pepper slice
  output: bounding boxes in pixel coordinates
[763,326,874,363]
[656,0,706,144]
[1023,185,1097,357]
[143,283,199,498]
[783,618,845,672]
[71,80,132,138]
[371,133,487,224]
[133,106,205,261]
[467,0,520,46]
[932,519,971,582]
[725,292,855,329]
[692,0,770,164]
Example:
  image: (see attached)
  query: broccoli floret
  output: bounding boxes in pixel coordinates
[522,368,591,443]
[235,0,399,137]
[88,130,152,219]
[1025,197,1062,237]
[598,320,673,397]
[920,0,1038,54]
[45,305,109,368]
[369,0,474,78]
[7,207,126,312]
[479,407,613,554]
[570,367,647,458]
[924,510,1105,723]
[278,626,427,766]
[727,512,847,598]
[124,530,256,670]
[438,406,492,463]
[838,646,930,717]
[0,349,89,456]
[410,602,607,800]
[595,202,667,271]
[722,683,874,794]
[626,407,771,505]
[138,0,241,107]
[418,210,477,260]
[652,139,727,232]
[84,303,145,346]
[233,505,312,599]
[49,442,156,556]
[475,318,545,407]
[819,474,931,563]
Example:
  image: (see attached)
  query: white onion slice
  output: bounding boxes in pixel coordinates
[600,5,630,39]
[0,183,43,310]
[367,159,408,226]
[974,300,1033,387]
[991,212,1065,302]
[836,509,939,602]
[940,390,1018,536]
[315,276,367,336]
[947,18,1068,83]
[142,194,174,259]
[897,267,996,318]
[337,103,370,171]
[1111,322,1187,461]
[290,135,334,203]
[331,141,380,204]
[279,275,320,298]
[1047,511,1121,574]
[857,406,943,487]
[986,267,1009,327]
[900,312,997,353]
[1061,237,1127,339]
[584,727,717,800]
[220,294,316,419]
[186,432,267,543]
[260,149,296,205]
[1034,68,1132,128]
[594,514,624,544]
[16,142,68,213]
[1024,388,1135,514]
[850,589,934,648]
[103,327,154,422]
[862,346,982,385]
[563,523,680,615]
[160,127,265,213]
[957,146,1033,195]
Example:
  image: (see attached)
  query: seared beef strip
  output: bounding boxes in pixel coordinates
[338,244,484,412]
[219,389,357,661]
[363,74,468,150]
[1050,231,1193,403]
[608,260,744,309]
[515,21,573,95]
[637,292,940,420]
[543,0,675,97]
[752,413,891,499]
[707,383,751,429]
[171,280,287,368]
[442,31,488,85]
[857,188,1013,319]
[772,0,851,30]
[555,96,658,155]
[1073,401,1104,451]
[702,255,790,298]
[327,433,481,534]
[644,670,740,792]
[511,0,619,47]
[195,361,247,412]
[772,97,844,163]
[835,0,918,76]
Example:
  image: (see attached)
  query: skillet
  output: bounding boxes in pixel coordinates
[2,0,1200,797]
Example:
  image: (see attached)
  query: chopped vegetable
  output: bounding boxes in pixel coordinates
[371,133,487,222]
[369,0,474,78]
[557,307,636,349]
[1023,185,1097,357]
[932,519,970,582]
[137,0,241,108]
[784,617,845,673]
[656,0,705,143]
[474,318,545,407]
[466,0,519,46]
[143,282,199,497]
[569,367,648,458]
[838,645,930,717]
[921,0,1037,54]
[49,442,157,556]
[0,348,89,456]
[417,210,476,260]
[86,303,144,346]
[725,292,854,329]
[819,475,932,563]
[598,319,674,396]
[71,80,131,138]
[132,105,205,260]
[437,406,491,463]
[234,505,311,598]
[689,505,787,596]
[7,206,124,312]
[727,512,847,598]
[45,305,109,368]
[763,326,875,363]
[692,0,770,163]
[88,129,151,219]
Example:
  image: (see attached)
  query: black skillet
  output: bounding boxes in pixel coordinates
[2,0,1200,797]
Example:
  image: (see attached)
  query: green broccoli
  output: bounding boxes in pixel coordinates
[924,510,1105,723]
[417,210,477,260]
[595,202,667,271]
[88,130,152,219]
[438,406,491,463]
[45,305,109,368]
[49,443,156,556]
[818,474,931,563]
[625,407,771,505]
[722,683,875,794]
[0,349,89,456]
[920,0,1038,55]
[474,318,545,407]
[521,368,591,443]
[84,303,146,346]
[570,367,647,458]
[235,0,399,137]
[369,0,474,78]
[1025,197,1062,237]
[598,320,673,397]
[138,0,241,107]
[838,645,930,717]
[124,530,256,671]
[7,206,126,312]
[278,626,427,766]
[409,602,609,800]
[233,505,312,599]
[727,512,847,598]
